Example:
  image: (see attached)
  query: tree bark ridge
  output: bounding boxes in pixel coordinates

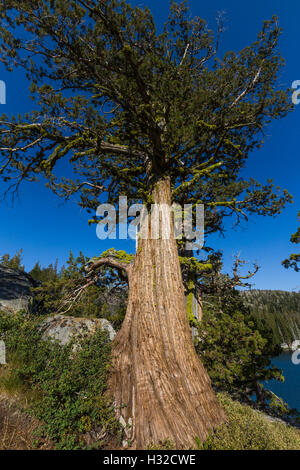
[109,177,226,449]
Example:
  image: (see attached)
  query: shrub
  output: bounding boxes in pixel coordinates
[0,312,120,449]
[199,393,300,450]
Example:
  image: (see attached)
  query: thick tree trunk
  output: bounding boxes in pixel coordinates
[109,177,226,449]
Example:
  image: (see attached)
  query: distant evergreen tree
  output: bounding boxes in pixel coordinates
[32,250,126,325]
[241,289,300,346]
[61,250,88,280]
[29,261,43,281]
[29,259,58,282]
[0,249,24,271]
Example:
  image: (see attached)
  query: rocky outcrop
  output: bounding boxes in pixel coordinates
[39,314,116,345]
[0,265,38,314]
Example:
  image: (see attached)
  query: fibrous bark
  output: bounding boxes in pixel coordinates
[109,177,226,449]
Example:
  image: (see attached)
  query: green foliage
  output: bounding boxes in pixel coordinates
[241,289,300,346]
[32,250,127,327]
[196,289,283,400]
[147,394,300,450]
[31,260,59,282]
[282,210,300,272]
[0,312,120,449]
[0,3,294,362]
[29,259,59,282]
[61,250,88,280]
[198,393,300,450]
[91,248,134,265]
[147,439,176,451]
[0,248,127,327]
[266,390,300,425]
[0,1,292,236]
[31,250,97,318]
[0,249,24,271]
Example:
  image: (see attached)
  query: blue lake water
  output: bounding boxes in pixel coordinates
[264,353,300,412]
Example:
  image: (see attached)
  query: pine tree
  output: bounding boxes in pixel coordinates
[0,1,293,448]
[29,261,43,281]
[0,249,24,271]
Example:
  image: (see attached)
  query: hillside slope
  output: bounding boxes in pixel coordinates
[0,393,52,450]
[241,290,300,348]
[199,393,300,450]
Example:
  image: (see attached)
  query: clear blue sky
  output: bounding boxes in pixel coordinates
[0,0,299,291]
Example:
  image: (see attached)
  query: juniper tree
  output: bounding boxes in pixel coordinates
[0,0,293,448]
[282,211,300,272]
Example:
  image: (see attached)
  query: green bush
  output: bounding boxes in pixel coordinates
[0,313,120,449]
[199,393,300,450]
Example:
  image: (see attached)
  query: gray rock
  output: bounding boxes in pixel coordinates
[0,265,38,314]
[39,314,116,346]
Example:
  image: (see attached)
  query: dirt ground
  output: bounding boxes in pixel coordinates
[0,394,52,450]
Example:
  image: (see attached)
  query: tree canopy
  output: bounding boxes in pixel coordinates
[0,249,24,270]
[0,0,292,243]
